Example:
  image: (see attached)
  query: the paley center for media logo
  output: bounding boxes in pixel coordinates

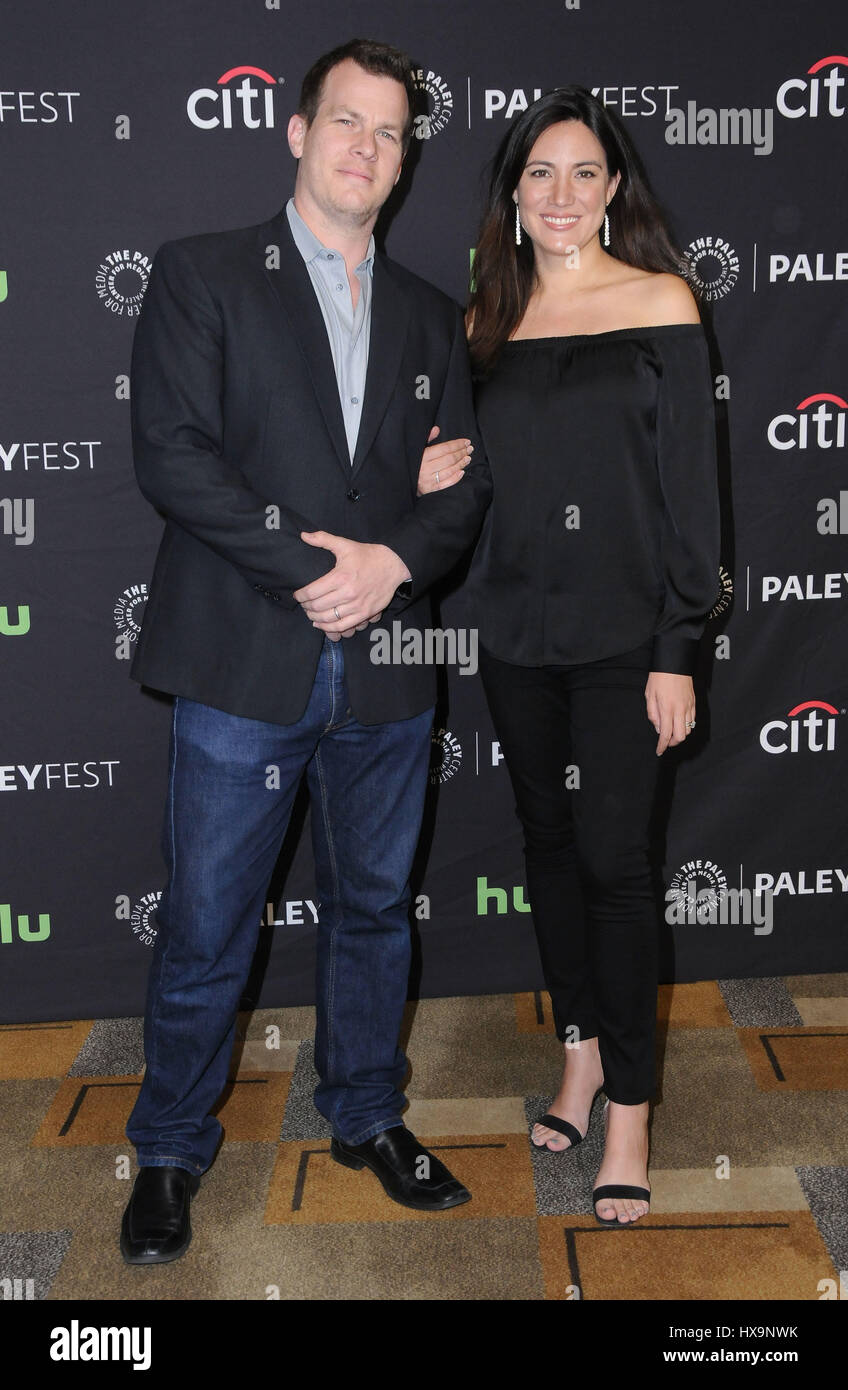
[95,250,151,317]
[113,583,148,659]
[666,859,773,934]
[709,566,733,619]
[116,891,161,947]
[685,234,739,301]
[430,729,462,785]
[411,66,453,140]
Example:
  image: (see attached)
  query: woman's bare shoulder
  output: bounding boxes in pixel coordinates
[630,270,701,326]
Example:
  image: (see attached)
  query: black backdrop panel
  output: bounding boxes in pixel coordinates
[2,1,846,1022]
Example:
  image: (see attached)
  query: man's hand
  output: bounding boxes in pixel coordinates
[322,613,383,642]
[294,531,411,637]
[417,425,473,495]
[645,672,696,755]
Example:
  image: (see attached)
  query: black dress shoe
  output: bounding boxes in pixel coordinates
[120,1165,201,1265]
[330,1125,471,1211]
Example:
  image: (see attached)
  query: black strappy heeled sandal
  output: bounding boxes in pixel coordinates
[531,1086,604,1153]
[592,1099,651,1224]
[592,1183,652,1225]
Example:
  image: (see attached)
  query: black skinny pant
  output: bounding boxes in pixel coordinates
[478,640,660,1104]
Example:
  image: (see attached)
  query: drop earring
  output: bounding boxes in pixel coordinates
[603,210,610,247]
[515,202,522,246]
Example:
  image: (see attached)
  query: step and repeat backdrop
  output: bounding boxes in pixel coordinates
[2,0,846,1022]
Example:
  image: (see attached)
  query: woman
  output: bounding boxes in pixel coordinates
[418,87,720,1226]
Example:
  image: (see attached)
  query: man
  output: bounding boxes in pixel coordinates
[120,38,491,1265]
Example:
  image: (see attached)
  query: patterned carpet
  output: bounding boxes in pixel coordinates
[1,975,846,1302]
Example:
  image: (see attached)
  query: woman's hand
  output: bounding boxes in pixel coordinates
[645,672,696,755]
[416,426,473,496]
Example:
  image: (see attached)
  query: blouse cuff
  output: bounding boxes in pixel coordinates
[650,634,702,676]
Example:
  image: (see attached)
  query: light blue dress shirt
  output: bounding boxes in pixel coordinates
[286,197,374,462]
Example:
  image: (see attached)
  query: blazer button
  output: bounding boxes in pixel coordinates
[346,488,360,502]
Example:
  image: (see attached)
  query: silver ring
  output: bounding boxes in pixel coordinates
[435,471,440,486]
[687,720,696,730]
[333,606,341,621]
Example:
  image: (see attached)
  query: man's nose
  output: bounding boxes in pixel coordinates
[352,127,378,160]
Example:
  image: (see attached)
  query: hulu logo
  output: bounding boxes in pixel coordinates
[476,876,531,915]
[0,605,30,635]
[0,272,7,304]
[0,903,50,943]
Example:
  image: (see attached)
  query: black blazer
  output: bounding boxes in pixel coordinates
[129,206,492,725]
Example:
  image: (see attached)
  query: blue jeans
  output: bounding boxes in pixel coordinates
[126,637,435,1174]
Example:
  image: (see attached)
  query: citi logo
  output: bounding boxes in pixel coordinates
[759,700,839,754]
[187,66,279,130]
[767,393,847,451]
[777,56,847,119]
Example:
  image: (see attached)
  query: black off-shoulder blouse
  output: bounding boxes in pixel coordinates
[465,323,721,675]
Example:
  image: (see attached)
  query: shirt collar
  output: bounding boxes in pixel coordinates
[286,197,375,274]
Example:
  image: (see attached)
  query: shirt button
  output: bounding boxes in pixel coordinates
[350,396,359,404]
[326,253,334,260]
[336,282,344,291]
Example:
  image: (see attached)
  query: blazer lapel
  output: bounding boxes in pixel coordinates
[259,211,351,475]
[350,253,409,478]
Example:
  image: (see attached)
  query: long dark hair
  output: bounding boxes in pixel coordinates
[467,85,696,375]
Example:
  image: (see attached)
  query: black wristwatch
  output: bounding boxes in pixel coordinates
[394,580,413,600]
